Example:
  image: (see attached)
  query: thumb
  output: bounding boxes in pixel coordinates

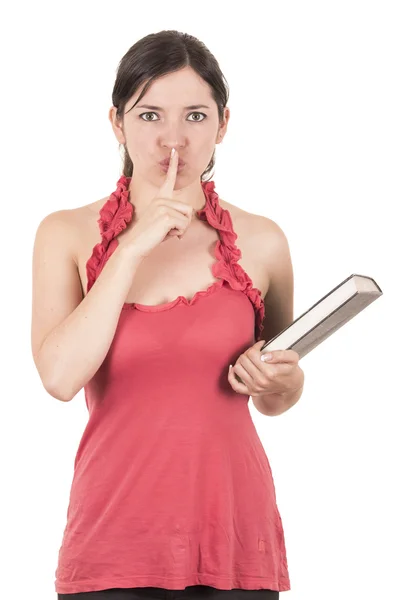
[254,340,266,350]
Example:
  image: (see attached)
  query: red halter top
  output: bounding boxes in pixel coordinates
[54,175,290,594]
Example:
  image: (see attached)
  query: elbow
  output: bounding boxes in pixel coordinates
[34,347,77,402]
[40,368,75,402]
[43,378,74,402]
[40,365,84,402]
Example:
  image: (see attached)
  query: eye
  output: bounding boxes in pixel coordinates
[139,112,159,122]
[187,112,207,122]
[138,112,207,122]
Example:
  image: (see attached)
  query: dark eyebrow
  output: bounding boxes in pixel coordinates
[136,104,211,111]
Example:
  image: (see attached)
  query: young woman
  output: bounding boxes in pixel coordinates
[32,29,304,600]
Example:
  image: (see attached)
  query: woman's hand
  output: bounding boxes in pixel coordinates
[117,147,194,259]
[228,340,303,397]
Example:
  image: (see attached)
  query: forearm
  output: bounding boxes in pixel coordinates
[37,245,143,402]
[255,379,304,417]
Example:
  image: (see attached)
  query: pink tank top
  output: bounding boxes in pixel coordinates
[54,176,291,594]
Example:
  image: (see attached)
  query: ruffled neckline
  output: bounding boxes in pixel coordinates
[86,175,264,341]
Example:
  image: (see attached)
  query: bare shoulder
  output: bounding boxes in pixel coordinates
[34,207,78,261]
[35,196,109,264]
[218,197,287,253]
[70,195,110,222]
[37,196,107,227]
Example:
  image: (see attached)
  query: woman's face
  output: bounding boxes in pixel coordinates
[109,66,229,185]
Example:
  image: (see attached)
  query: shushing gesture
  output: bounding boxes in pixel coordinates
[117,147,194,259]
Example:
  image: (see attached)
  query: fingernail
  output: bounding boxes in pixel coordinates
[229,364,233,371]
[171,148,175,158]
[261,353,272,362]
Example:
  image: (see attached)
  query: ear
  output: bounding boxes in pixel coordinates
[216,106,230,143]
[108,106,126,145]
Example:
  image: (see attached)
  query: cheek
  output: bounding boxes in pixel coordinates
[125,130,155,159]
[193,134,215,157]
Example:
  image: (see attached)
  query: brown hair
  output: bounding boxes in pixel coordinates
[111,30,229,182]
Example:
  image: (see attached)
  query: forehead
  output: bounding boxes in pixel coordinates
[129,67,214,109]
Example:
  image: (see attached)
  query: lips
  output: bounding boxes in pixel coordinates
[160,157,186,167]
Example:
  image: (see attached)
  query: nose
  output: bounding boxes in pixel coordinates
[160,123,187,154]
[161,140,185,153]
[161,146,186,162]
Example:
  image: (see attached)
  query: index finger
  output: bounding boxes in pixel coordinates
[158,147,178,198]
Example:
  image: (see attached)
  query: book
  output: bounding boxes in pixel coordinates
[259,273,383,359]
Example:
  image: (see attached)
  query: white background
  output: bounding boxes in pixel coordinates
[1,1,395,599]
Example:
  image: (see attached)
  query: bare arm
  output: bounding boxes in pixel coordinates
[31,210,143,402]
